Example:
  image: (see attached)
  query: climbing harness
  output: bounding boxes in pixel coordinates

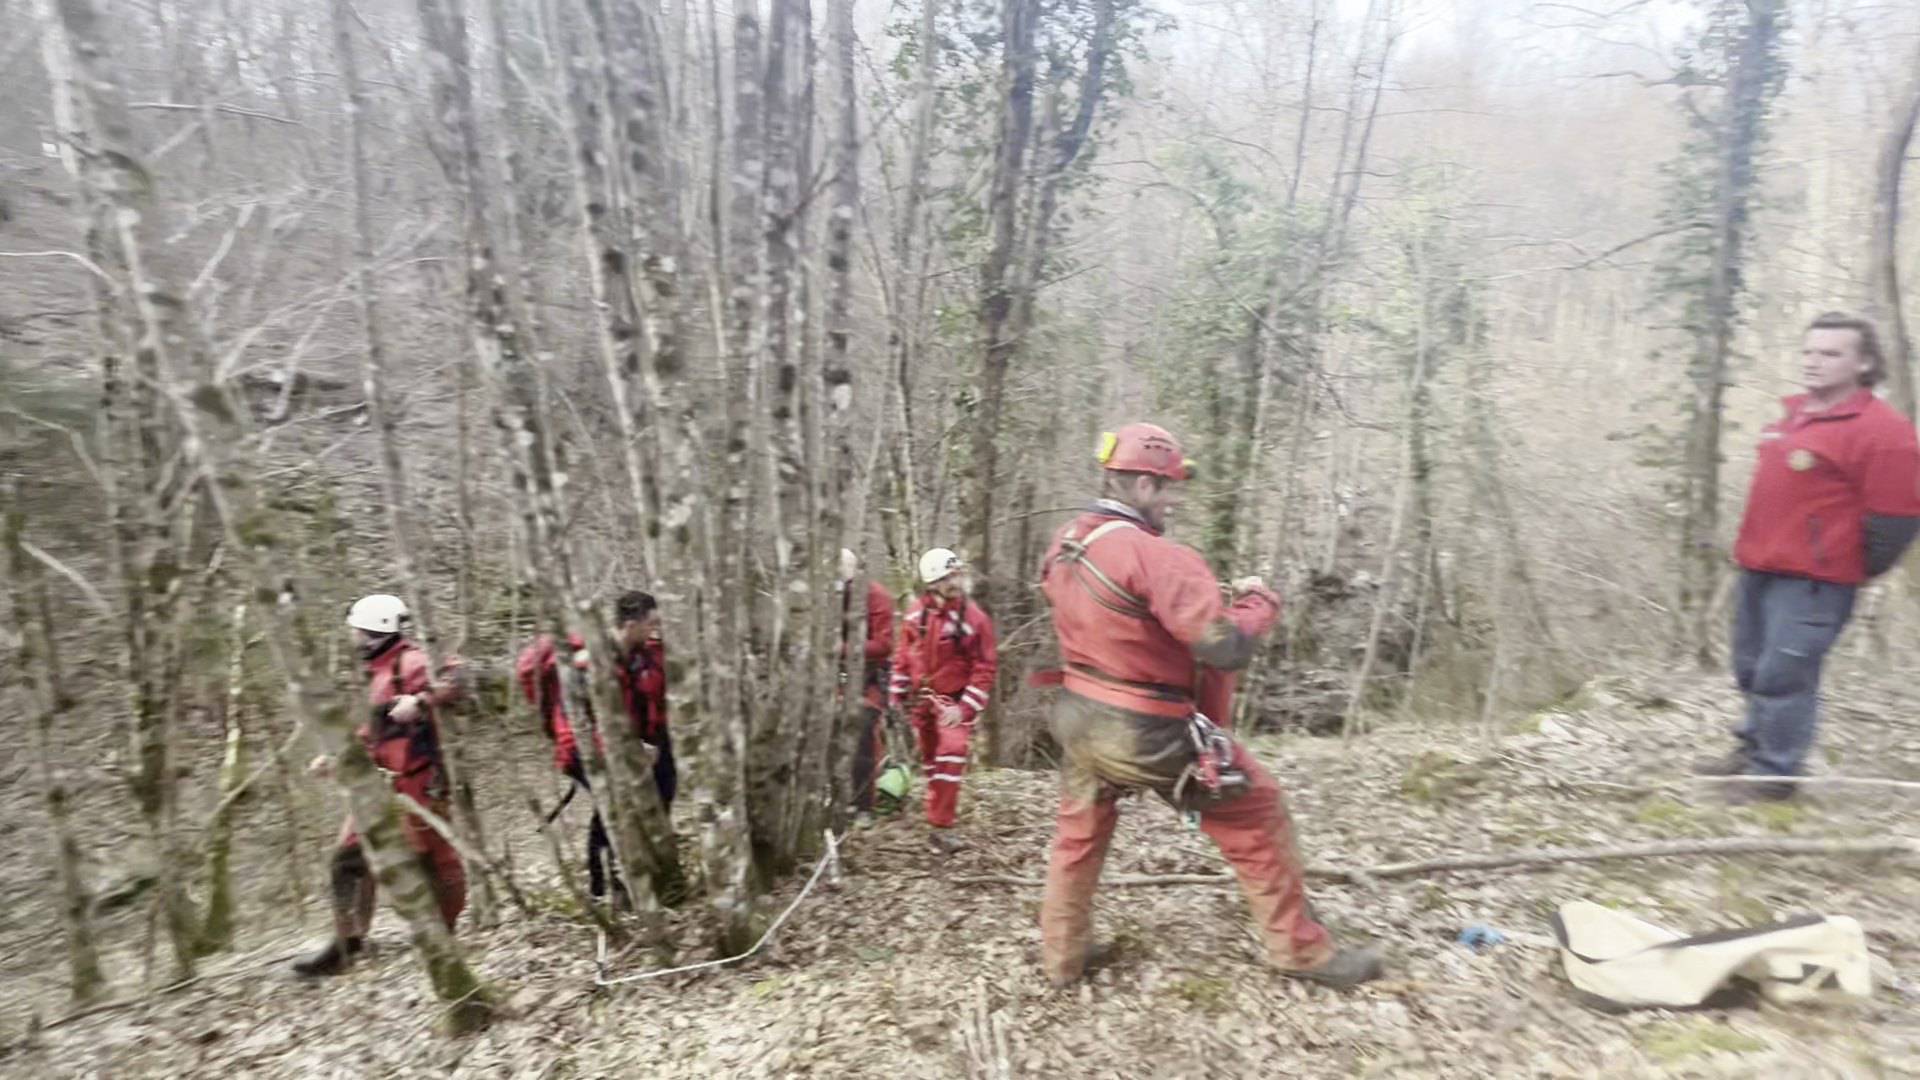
[1050,517,1150,621]
[1173,712,1248,824]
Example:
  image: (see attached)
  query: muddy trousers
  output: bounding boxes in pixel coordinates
[333,772,467,938]
[1039,694,1332,984]
[911,706,972,828]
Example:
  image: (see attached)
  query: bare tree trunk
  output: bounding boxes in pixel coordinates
[964,0,1038,610]
[1678,0,1785,666]
[751,0,821,875]
[41,0,201,983]
[419,0,684,919]
[194,598,248,954]
[1869,42,1920,420]
[795,0,863,833]
[1344,234,1433,740]
[43,0,493,1027]
[549,0,656,569]
[5,493,106,1004]
[887,0,940,562]
[334,0,497,929]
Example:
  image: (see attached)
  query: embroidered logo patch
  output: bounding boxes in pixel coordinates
[1788,449,1817,472]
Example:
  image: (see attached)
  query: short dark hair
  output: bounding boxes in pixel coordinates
[1101,469,1166,500]
[615,590,657,626]
[1807,311,1886,388]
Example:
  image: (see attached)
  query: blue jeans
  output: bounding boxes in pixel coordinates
[1731,571,1856,776]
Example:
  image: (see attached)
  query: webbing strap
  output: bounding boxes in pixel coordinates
[1056,518,1150,620]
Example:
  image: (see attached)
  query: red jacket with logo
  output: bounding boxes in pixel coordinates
[1040,506,1280,720]
[616,640,669,743]
[1734,390,1920,585]
[361,639,461,777]
[890,593,998,721]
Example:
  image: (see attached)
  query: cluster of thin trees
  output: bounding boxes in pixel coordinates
[5,0,1920,1026]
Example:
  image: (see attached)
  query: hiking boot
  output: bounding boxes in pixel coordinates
[1691,749,1753,777]
[1045,940,1120,989]
[927,830,966,855]
[1282,947,1384,989]
[1723,779,1797,805]
[852,812,875,831]
[291,935,363,977]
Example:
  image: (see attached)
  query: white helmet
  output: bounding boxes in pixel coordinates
[839,548,860,583]
[346,594,410,634]
[918,548,964,586]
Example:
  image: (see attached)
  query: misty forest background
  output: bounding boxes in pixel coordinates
[5,0,1920,1068]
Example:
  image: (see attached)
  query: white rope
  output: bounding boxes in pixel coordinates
[1691,774,1920,792]
[593,828,843,987]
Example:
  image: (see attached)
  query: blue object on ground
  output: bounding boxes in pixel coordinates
[1457,924,1507,952]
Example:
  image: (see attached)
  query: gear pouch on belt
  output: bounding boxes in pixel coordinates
[1171,712,1249,810]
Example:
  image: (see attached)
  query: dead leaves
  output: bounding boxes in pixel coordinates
[7,669,1920,1076]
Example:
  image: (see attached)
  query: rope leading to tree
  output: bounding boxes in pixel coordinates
[592,829,844,987]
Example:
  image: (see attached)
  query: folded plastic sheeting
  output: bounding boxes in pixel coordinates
[1550,900,1873,1011]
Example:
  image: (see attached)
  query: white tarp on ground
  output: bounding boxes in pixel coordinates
[1551,900,1872,1010]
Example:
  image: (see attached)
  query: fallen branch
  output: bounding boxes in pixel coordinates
[952,835,1920,889]
[1691,774,1920,792]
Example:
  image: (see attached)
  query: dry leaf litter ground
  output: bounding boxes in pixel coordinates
[3,668,1919,1078]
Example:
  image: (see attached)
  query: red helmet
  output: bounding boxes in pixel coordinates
[1096,422,1192,481]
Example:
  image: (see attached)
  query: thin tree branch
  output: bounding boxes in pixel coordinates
[128,101,301,126]
[0,250,117,287]
[20,540,113,617]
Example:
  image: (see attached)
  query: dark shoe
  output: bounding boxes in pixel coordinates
[1045,940,1119,989]
[928,831,966,855]
[1723,780,1797,805]
[291,935,363,977]
[1691,749,1753,776]
[1282,947,1384,989]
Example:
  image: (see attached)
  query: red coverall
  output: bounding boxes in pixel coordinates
[848,580,897,810]
[890,591,997,828]
[516,632,585,774]
[1036,508,1333,983]
[338,639,466,931]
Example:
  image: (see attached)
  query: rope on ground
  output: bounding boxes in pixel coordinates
[1689,774,1920,792]
[592,829,842,987]
[951,835,1920,889]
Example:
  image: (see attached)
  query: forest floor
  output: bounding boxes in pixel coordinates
[4,666,1920,1079]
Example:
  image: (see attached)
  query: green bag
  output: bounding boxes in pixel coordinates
[874,763,912,813]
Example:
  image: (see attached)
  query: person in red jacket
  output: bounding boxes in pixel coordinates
[612,590,675,808]
[1036,424,1381,989]
[841,548,897,821]
[513,592,674,902]
[890,547,997,849]
[517,631,587,779]
[294,594,465,976]
[517,630,626,900]
[1695,312,1920,801]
